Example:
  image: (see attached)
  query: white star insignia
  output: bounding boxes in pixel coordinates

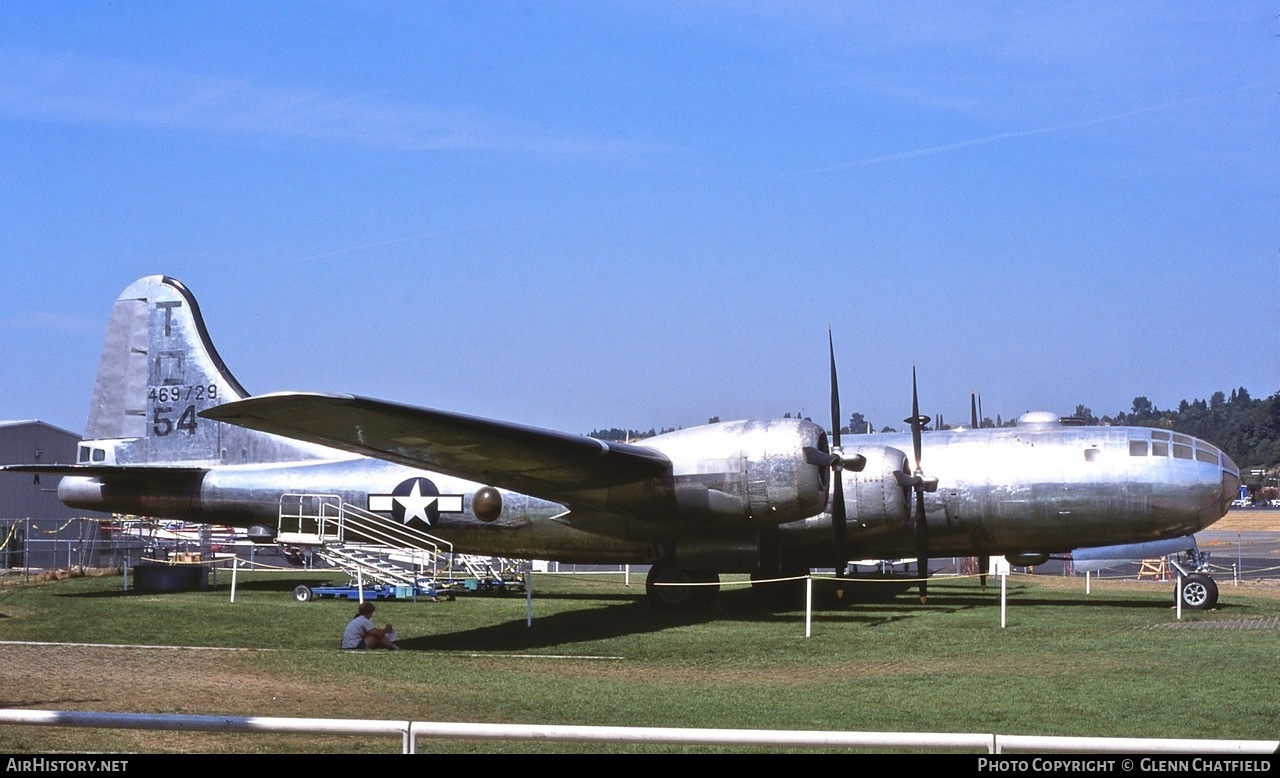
[394,480,437,525]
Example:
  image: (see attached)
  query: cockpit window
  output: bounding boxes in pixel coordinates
[78,445,90,463]
[1151,430,1170,441]
[1152,441,1169,457]
[91,448,106,463]
[1195,447,1220,465]
[1128,440,1148,457]
[1173,443,1193,460]
[1173,433,1193,446]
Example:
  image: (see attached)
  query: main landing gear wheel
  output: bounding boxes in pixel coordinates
[749,569,807,604]
[646,563,719,610]
[292,585,313,603]
[1179,574,1218,610]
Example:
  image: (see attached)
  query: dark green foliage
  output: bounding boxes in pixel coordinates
[1107,387,1280,471]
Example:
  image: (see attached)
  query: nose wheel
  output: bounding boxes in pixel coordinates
[1179,573,1218,610]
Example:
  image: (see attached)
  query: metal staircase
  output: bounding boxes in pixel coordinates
[318,545,423,588]
[276,493,454,590]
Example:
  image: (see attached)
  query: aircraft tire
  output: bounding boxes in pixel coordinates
[1179,574,1218,610]
[293,584,313,603]
[646,564,718,610]
[749,569,807,604]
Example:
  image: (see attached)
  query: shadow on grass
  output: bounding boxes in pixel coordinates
[396,585,986,652]
[395,603,704,652]
[397,577,1251,652]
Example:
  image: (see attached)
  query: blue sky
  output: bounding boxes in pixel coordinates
[2,2,1277,438]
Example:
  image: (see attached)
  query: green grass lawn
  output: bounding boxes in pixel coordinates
[0,568,1276,753]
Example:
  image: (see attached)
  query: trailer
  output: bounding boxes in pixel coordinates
[436,573,526,596]
[291,581,446,603]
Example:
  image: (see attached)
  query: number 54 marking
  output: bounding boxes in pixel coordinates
[153,405,198,436]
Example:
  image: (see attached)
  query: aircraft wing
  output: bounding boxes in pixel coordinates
[203,392,672,500]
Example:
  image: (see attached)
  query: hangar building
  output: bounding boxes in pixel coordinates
[0,420,106,569]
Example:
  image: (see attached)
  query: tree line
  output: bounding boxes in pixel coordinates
[590,386,1280,474]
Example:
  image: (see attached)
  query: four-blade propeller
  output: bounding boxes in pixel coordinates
[896,366,938,603]
[823,339,952,600]
[817,330,865,576]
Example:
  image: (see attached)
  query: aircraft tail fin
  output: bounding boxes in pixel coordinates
[81,276,322,467]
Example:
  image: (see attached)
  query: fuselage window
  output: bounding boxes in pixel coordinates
[1152,442,1169,457]
[1173,444,1193,460]
[1086,447,1102,461]
[1128,440,1148,457]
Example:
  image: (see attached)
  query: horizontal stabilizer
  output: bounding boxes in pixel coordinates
[0,464,206,477]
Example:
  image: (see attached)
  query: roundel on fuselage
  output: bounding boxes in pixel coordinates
[369,477,464,529]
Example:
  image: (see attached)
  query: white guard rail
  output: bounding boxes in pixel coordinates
[1,709,1277,754]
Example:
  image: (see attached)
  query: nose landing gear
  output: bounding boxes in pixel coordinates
[1172,549,1218,611]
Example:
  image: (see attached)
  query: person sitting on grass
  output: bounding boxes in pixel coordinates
[340,601,399,650]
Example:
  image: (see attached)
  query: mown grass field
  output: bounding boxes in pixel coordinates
[0,566,1277,753]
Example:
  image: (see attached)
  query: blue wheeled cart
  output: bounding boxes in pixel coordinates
[291,581,443,602]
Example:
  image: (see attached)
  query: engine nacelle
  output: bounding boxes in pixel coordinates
[644,418,830,527]
[842,445,913,529]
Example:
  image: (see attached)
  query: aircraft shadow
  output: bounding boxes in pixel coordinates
[396,598,718,651]
[398,579,1248,651]
[396,586,991,651]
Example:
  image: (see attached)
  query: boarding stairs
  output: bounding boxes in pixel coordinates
[442,554,527,593]
[275,493,454,589]
[453,554,501,580]
[318,545,424,589]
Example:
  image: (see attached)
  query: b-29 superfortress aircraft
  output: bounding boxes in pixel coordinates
[5,276,1239,611]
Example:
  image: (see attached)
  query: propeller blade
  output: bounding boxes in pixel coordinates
[802,446,839,469]
[828,329,841,451]
[832,469,847,576]
[828,329,847,576]
[904,366,929,469]
[915,488,929,603]
[911,367,922,466]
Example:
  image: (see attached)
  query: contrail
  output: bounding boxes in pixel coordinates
[800,81,1272,175]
